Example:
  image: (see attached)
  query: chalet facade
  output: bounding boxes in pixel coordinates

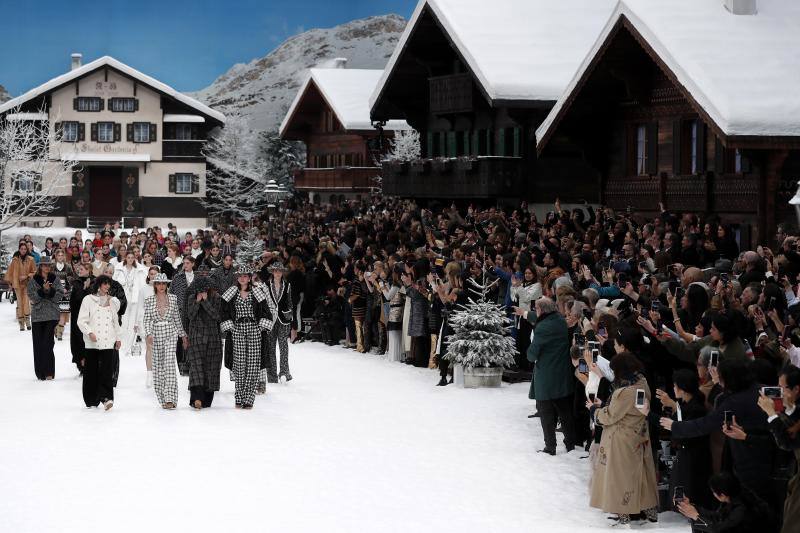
[369,0,615,206]
[280,64,408,204]
[0,54,225,228]
[536,0,800,247]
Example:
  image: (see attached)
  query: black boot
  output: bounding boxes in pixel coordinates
[437,377,448,386]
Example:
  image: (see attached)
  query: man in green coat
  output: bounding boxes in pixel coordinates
[519,297,576,455]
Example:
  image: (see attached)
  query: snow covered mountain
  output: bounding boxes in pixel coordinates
[190,14,406,133]
[0,84,10,103]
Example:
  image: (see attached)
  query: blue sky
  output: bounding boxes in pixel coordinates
[0,0,417,96]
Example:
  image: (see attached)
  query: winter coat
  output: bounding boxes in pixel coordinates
[510,281,542,312]
[526,311,574,401]
[220,285,273,370]
[589,377,659,515]
[265,277,293,327]
[383,284,405,325]
[113,265,146,305]
[669,396,712,506]
[211,266,236,293]
[52,262,74,294]
[77,294,122,349]
[108,279,128,325]
[768,408,800,533]
[27,273,64,323]
[142,293,186,341]
[406,284,429,337]
[185,284,223,391]
[69,276,93,363]
[5,253,36,290]
[169,270,194,329]
[671,385,775,502]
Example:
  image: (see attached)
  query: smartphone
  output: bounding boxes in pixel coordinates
[710,350,720,367]
[574,333,586,347]
[668,280,680,295]
[651,301,659,311]
[673,485,685,503]
[767,296,776,311]
[675,287,685,300]
[578,359,589,374]
[635,388,646,408]
[598,326,607,338]
[588,392,596,402]
[582,308,593,320]
[591,349,600,364]
[762,386,782,399]
[724,410,734,430]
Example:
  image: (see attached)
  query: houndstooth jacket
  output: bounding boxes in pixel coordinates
[220,285,273,334]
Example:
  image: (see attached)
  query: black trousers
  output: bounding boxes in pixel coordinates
[411,335,430,367]
[537,395,577,452]
[32,320,57,380]
[189,386,214,408]
[83,349,115,407]
[515,319,533,371]
[176,339,189,376]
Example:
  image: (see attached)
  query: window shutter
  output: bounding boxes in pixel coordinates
[78,123,85,141]
[741,152,752,173]
[646,122,658,175]
[486,129,493,156]
[168,174,176,193]
[513,127,521,157]
[90,123,98,142]
[54,122,62,136]
[425,131,433,158]
[126,124,134,142]
[149,123,157,142]
[496,128,505,157]
[34,174,42,192]
[73,98,78,110]
[192,174,200,193]
[134,99,139,111]
[113,123,121,142]
[695,123,707,173]
[99,98,105,111]
[714,137,726,175]
[447,131,456,157]
[672,120,682,175]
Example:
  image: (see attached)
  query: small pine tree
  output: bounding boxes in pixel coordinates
[384,129,421,162]
[235,230,264,267]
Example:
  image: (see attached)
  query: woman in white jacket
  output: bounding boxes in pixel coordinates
[113,251,146,358]
[137,266,160,388]
[509,265,542,371]
[77,275,122,410]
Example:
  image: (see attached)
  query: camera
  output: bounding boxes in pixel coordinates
[762,386,782,399]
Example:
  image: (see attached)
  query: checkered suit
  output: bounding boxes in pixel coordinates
[143,293,186,406]
[185,289,223,392]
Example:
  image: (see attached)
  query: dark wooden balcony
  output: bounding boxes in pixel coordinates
[429,73,473,114]
[163,140,205,159]
[294,167,379,191]
[381,157,523,199]
[603,174,759,213]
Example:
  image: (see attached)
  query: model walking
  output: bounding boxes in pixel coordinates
[263,261,293,385]
[77,275,121,410]
[28,257,65,380]
[143,273,188,409]
[221,265,271,409]
[52,249,74,341]
[69,263,93,374]
[137,266,159,387]
[185,277,223,409]
[5,241,36,331]
[113,251,146,357]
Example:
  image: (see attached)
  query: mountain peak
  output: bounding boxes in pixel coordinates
[0,84,10,104]
[190,13,406,133]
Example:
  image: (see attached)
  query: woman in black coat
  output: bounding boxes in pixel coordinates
[185,276,222,409]
[69,263,94,374]
[657,369,711,507]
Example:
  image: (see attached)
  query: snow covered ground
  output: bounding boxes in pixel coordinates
[0,300,689,532]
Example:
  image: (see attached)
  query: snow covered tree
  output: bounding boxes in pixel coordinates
[201,116,268,222]
[0,107,77,247]
[383,129,421,162]
[443,259,516,369]
[235,229,264,267]
[258,131,304,192]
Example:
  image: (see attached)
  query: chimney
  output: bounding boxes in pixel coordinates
[71,53,82,70]
[724,0,757,15]
[332,57,348,69]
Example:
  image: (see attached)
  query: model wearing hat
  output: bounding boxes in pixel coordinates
[137,266,162,388]
[143,271,188,409]
[261,261,293,387]
[27,255,65,381]
[184,276,223,409]
[221,267,272,409]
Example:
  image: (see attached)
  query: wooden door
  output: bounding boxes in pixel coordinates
[89,167,122,218]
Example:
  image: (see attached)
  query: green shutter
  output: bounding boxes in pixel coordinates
[513,128,521,157]
[447,132,456,157]
[462,132,470,156]
[439,132,446,157]
[497,128,506,157]
[426,131,433,158]
[487,130,493,156]
[471,131,479,156]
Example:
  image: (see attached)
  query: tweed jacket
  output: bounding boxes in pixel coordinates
[27,273,65,323]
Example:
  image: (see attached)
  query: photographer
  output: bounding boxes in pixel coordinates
[314,286,345,346]
[676,472,773,532]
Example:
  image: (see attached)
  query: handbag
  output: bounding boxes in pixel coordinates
[131,335,142,357]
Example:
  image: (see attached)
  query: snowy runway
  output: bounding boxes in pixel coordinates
[0,303,687,532]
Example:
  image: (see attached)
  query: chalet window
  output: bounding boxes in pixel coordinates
[132,122,150,143]
[74,97,103,112]
[446,132,457,157]
[635,125,648,175]
[96,122,115,143]
[477,129,490,156]
[689,120,698,174]
[109,98,138,112]
[733,149,751,174]
[13,171,41,193]
[174,124,195,140]
[321,111,335,133]
[61,121,80,142]
[170,173,197,194]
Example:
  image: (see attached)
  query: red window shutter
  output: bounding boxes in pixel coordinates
[149,123,157,142]
[90,123,98,142]
[168,174,176,193]
[126,124,134,142]
[78,123,85,141]
[114,123,121,142]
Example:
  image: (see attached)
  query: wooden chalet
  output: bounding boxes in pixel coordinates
[536,0,800,247]
[279,63,408,204]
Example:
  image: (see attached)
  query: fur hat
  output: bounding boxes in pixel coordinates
[267,261,288,272]
[152,273,171,284]
[235,264,254,276]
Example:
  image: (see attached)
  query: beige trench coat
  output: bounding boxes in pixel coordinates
[589,378,659,516]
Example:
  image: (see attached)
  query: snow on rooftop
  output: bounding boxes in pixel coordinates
[6,112,48,121]
[537,0,800,145]
[60,152,151,163]
[281,68,408,136]
[0,56,225,125]
[370,0,617,111]
[163,114,205,123]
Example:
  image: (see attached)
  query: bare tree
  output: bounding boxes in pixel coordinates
[0,107,77,246]
[383,129,421,162]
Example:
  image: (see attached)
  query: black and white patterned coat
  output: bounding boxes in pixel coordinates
[169,270,193,329]
[185,284,223,392]
[264,278,293,327]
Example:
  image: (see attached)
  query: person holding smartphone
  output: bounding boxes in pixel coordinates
[588,353,659,526]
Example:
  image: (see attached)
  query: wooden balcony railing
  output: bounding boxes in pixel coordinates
[294,167,380,190]
[429,73,473,114]
[163,140,205,158]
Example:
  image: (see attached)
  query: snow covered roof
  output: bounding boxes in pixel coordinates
[7,112,48,121]
[163,114,205,123]
[60,152,151,163]
[370,0,617,111]
[280,68,408,137]
[537,0,800,146]
[0,56,225,125]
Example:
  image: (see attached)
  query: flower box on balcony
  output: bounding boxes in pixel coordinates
[431,158,453,174]
[388,160,409,175]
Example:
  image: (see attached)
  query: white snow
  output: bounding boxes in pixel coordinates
[0,56,225,125]
[537,0,800,143]
[370,0,617,111]
[0,300,690,532]
[163,114,206,123]
[6,112,48,121]
[280,69,408,137]
[59,152,151,163]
